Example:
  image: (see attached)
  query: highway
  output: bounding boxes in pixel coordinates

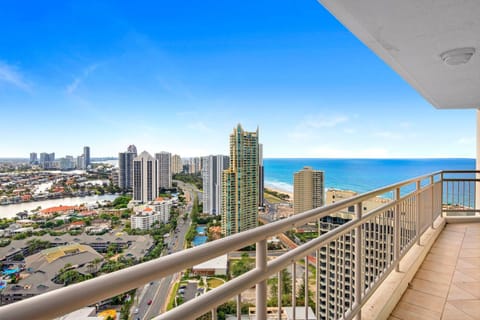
[130,185,195,320]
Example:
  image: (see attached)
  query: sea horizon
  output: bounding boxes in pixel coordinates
[263,157,476,194]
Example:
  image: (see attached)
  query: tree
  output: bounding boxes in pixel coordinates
[231,253,254,278]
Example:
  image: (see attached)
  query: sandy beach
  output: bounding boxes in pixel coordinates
[264,186,293,202]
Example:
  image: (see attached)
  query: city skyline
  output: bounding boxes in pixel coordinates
[0,1,476,159]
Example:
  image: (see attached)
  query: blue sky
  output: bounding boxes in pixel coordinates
[0,1,475,158]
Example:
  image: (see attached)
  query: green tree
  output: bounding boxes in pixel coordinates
[231,253,254,278]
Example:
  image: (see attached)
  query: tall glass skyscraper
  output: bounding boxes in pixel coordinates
[222,124,259,236]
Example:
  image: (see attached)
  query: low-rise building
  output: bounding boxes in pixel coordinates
[192,254,228,276]
[0,244,103,305]
[130,198,173,230]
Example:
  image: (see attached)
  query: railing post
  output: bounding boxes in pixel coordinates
[430,176,435,229]
[211,308,217,319]
[440,172,444,218]
[355,202,362,320]
[416,180,421,245]
[305,255,309,320]
[256,240,267,320]
[237,294,242,320]
[394,188,401,272]
[278,271,282,320]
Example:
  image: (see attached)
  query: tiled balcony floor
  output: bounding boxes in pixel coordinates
[390,223,480,320]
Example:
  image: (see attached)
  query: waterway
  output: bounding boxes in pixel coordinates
[0,194,118,219]
[192,226,207,247]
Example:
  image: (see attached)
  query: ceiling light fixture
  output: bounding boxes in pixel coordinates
[440,47,476,66]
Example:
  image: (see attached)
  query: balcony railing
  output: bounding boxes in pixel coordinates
[0,170,478,320]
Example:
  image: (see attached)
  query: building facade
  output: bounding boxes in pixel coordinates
[130,198,172,230]
[222,124,259,236]
[293,166,325,214]
[29,152,37,165]
[133,151,158,203]
[202,155,229,215]
[258,144,264,207]
[118,145,137,190]
[171,154,183,174]
[155,151,172,190]
[83,146,90,168]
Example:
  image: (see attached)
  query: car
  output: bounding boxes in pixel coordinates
[150,281,154,285]
[147,300,152,305]
[134,308,139,314]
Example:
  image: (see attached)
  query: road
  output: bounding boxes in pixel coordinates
[130,185,195,320]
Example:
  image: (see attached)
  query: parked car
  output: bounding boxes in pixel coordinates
[147,300,152,305]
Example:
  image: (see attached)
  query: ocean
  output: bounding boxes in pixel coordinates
[263,158,475,194]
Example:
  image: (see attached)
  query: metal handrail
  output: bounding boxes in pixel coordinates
[0,170,472,320]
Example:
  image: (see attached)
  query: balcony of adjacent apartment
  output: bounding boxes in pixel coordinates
[1,170,479,320]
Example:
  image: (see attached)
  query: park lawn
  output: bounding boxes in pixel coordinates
[264,192,284,204]
[207,278,224,289]
[167,281,180,311]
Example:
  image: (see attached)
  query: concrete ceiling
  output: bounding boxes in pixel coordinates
[317,0,480,109]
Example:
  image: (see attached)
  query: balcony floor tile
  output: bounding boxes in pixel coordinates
[391,223,480,320]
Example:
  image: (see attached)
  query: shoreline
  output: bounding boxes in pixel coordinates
[264,186,293,202]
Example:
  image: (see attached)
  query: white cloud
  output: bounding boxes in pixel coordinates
[373,131,403,140]
[457,137,475,145]
[303,115,348,128]
[0,61,30,92]
[288,114,349,141]
[66,64,99,94]
[187,121,212,133]
[344,128,356,134]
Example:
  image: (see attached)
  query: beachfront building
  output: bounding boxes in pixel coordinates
[293,166,325,214]
[202,155,229,215]
[133,151,158,203]
[222,124,260,236]
[155,151,172,190]
[258,144,264,207]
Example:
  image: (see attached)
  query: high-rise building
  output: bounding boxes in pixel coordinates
[188,157,202,174]
[83,146,90,168]
[76,155,85,169]
[155,151,172,190]
[118,145,137,190]
[293,166,325,214]
[202,155,229,215]
[133,151,158,203]
[222,124,259,236]
[39,152,55,169]
[29,152,37,165]
[171,154,183,174]
[258,144,264,207]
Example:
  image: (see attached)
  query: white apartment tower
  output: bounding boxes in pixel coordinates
[155,151,172,190]
[202,155,229,215]
[133,151,158,203]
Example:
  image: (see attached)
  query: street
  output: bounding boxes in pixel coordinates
[129,183,195,320]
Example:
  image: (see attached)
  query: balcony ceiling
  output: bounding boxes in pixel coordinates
[317,0,480,109]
